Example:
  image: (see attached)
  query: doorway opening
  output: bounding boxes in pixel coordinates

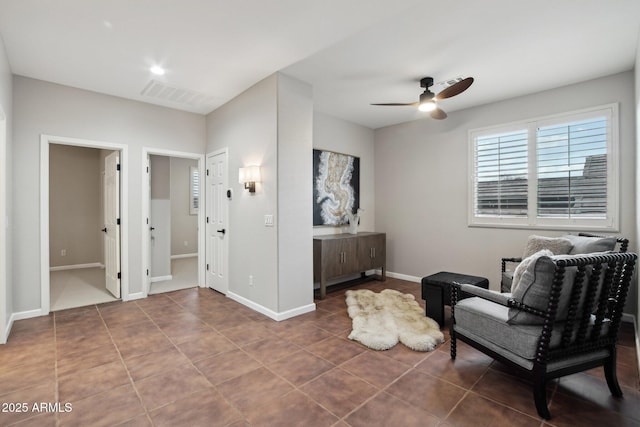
[40,135,129,315]
[142,148,205,296]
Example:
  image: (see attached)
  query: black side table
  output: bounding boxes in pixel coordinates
[421,271,489,327]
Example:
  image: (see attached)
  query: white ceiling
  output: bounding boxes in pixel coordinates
[0,0,639,129]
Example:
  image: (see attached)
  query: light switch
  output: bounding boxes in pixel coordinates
[264,214,274,227]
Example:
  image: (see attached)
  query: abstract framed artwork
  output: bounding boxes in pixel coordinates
[313,149,360,226]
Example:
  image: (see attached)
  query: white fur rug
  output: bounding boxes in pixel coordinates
[345,289,444,351]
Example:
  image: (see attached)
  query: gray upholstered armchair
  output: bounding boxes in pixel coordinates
[451,251,637,420]
[501,233,629,292]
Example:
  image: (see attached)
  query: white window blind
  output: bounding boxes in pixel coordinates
[190,166,199,215]
[469,104,618,231]
[474,130,528,217]
[536,118,607,219]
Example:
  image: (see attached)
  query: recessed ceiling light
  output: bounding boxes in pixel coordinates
[150,66,165,76]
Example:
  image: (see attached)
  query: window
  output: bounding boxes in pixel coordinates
[190,166,199,215]
[469,104,618,231]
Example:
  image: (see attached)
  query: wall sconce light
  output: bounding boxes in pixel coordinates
[239,165,261,193]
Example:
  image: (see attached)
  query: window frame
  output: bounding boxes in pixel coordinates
[468,103,619,232]
[189,165,199,215]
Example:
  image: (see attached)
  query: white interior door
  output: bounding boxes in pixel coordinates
[150,199,171,279]
[206,151,228,294]
[104,151,121,298]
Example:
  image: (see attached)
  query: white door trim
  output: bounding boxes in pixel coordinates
[141,147,206,297]
[40,134,129,315]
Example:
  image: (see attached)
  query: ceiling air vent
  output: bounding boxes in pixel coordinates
[141,80,215,110]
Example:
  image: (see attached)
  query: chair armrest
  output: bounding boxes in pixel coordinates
[452,283,547,318]
[501,257,522,272]
[454,283,512,307]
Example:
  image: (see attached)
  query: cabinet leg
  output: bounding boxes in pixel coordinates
[320,278,326,300]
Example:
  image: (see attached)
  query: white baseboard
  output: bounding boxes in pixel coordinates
[4,309,46,342]
[622,313,634,323]
[2,315,14,344]
[50,262,104,272]
[227,291,316,321]
[171,253,197,260]
[385,271,421,283]
[125,292,145,302]
[150,275,172,283]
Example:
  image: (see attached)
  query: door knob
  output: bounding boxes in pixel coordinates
[217,229,226,235]
[150,227,155,231]
[101,227,107,233]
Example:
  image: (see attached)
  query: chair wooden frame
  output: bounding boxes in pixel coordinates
[500,233,629,293]
[452,252,637,419]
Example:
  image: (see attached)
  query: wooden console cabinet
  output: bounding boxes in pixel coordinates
[313,232,386,299]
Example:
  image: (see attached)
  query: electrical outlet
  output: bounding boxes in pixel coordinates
[183,240,188,247]
[264,214,274,227]
[249,275,254,287]
[61,249,66,257]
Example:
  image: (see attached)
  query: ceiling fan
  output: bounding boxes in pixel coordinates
[371,76,474,120]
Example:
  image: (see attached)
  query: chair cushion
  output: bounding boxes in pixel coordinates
[454,297,562,362]
[455,297,611,370]
[522,235,573,258]
[511,249,553,293]
[562,234,617,255]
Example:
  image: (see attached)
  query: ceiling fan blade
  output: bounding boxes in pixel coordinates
[431,107,447,120]
[370,102,419,106]
[435,77,474,100]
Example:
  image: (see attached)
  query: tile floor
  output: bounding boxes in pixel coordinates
[0,278,638,426]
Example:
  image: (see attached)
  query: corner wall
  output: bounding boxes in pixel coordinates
[12,77,206,312]
[206,73,314,316]
[206,74,280,312]
[634,30,640,359]
[277,74,314,312]
[0,32,12,343]
[375,72,637,301]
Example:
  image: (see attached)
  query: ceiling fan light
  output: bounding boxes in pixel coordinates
[418,100,436,112]
[150,65,165,76]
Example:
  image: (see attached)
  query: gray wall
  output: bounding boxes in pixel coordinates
[170,157,198,256]
[12,76,206,312]
[276,74,314,312]
[375,72,637,314]
[635,36,640,331]
[312,112,375,235]
[206,74,279,311]
[0,33,12,341]
[206,72,314,315]
[150,155,199,257]
[49,144,102,267]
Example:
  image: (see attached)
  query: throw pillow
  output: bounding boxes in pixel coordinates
[511,249,553,293]
[561,234,617,255]
[523,235,573,258]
